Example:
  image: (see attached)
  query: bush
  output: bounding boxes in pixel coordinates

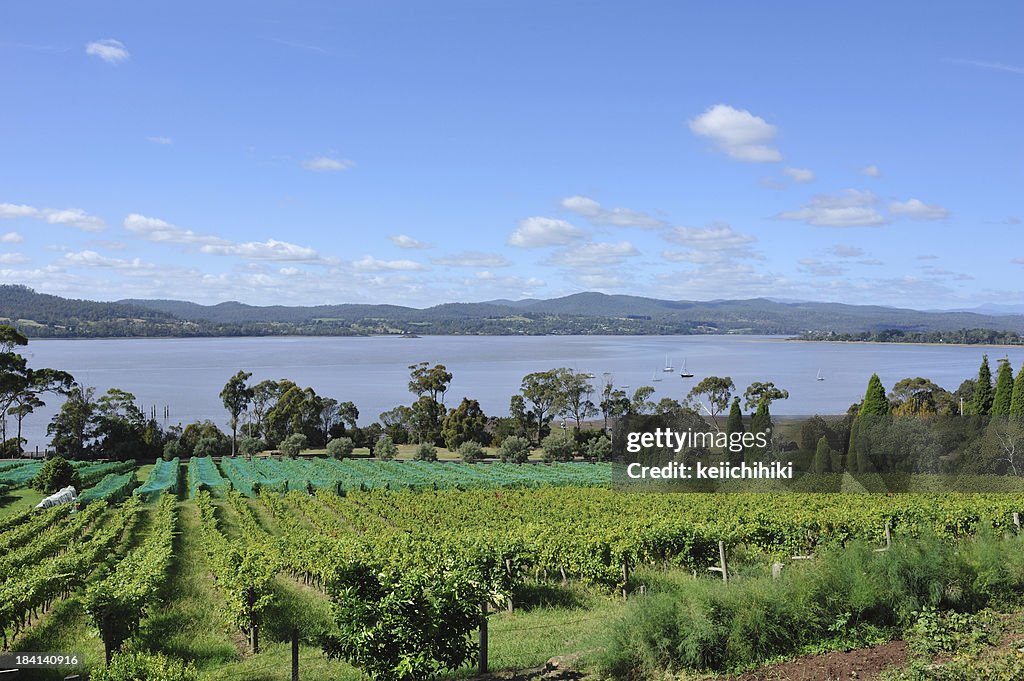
[414,442,438,461]
[161,439,183,461]
[192,436,226,458]
[541,433,574,462]
[32,455,81,492]
[238,436,264,458]
[90,648,199,681]
[279,433,308,458]
[586,435,612,461]
[457,441,484,463]
[375,434,398,460]
[326,437,354,459]
[498,435,530,464]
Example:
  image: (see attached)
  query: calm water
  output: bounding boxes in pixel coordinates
[14,335,1024,450]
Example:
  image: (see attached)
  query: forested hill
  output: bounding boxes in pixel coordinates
[2,284,1024,338]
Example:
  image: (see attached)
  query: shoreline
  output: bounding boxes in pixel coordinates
[783,338,1024,350]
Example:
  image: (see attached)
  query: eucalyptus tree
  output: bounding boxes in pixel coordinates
[220,370,254,456]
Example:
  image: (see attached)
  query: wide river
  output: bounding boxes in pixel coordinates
[14,335,1024,451]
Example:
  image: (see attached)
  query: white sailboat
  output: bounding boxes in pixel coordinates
[662,355,674,372]
[679,359,694,378]
[816,368,825,382]
[652,369,662,383]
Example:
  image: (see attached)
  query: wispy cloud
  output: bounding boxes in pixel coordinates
[147,136,173,145]
[389,234,431,249]
[302,156,355,172]
[890,198,948,221]
[560,195,664,228]
[432,251,511,267]
[1,202,105,231]
[862,165,881,177]
[261,37,332,55]
[783,167,815,183]
[85,39,129,64]
[945,57,1024,75]
[0,231,23,243]
[778,190,888,227]
[352,256,429,272]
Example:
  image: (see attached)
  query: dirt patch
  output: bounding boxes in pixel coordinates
[719,640,909,681]
[472,655,590,680]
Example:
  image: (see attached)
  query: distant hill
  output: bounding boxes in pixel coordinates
[3,284,1024,338]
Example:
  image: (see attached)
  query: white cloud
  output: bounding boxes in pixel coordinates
[778,190,888,227]
[916,254,939,260]
[783,167,814,183]
[0,253,29,265]
[352,256,429,272]
[1011,257,1024,265]
[432,251,511,267]
[85,39,129,64]
[124,214,226,245]
[689,104,782,162]
[548,241,640,268]
[1,231,23,243]
[302,157,355,172]
[200,239,335,263]
[508,217,587,248]
[389,234,431,249]
[863,165,881,177]
[44,208,105,231]
[1,203,104,231]
[889,198,948,220]
[473,271,545,290]
[662,224,757,251]
[829,245,865,258]
[147,136,173,145]
[0,203,39,219]
[559,195,663,228]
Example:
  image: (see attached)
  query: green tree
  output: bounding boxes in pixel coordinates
[850,373,890,473]
[498,435,530,463]
[520,369,567,444]
[992,359,1014,417]
[327,437,354,459]
[814,436,832,474]
[441,398,487,450]
[747,400,771,460]
[48,384,98,458]
[889,377,948,416]
[94,388,152,460]
[685,376,735,428]
[559,370,597,431]
[379,405,414,444]
[629,386,656,415]
[860,374,891,417]
[220,370,254,456]
[32,455,81,492]
[374,434,398,460]
[726,397,743,438]
[410,395,444,445]
[194,436,225,458]
[248,379,281,440]
[742,381,789,411]
[1011,362,1024,418]
[407,362,453,405]
[972,355,994,416]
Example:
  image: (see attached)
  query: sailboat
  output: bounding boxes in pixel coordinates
[816,368,825,382]
[679,359,694,378]
[662,355,674,372]
[652,369,663,383]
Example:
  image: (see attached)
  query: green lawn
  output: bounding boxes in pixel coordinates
[0,486,45,517]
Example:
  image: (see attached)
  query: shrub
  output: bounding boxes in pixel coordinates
[457,441,484,463]
[162,439,183,461]
[586,435,612,461]
[498,435,530,464]
[192,436,226,458]
[279,433,308,458]
[90,648,199,681]
[414,442,438,461]
[375,434,398,460]
[238,436,264,458]
[326,437,354,459]
[32,455,81,493]
[541,433,574,462]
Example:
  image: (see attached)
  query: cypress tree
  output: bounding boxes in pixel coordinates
[748,400,771,462]
[972,355,994,416]
[814,436,831,474]
[725,397,744,465]
[1011,362,1024,419]
[992,359,1014,416]
[850,374,889,473]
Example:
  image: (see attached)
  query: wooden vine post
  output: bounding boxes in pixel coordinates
[707,541,728,583]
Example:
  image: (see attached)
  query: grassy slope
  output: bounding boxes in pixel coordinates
[0,486,45,517]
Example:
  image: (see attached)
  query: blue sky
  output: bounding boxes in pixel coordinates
[1,1,1022,309]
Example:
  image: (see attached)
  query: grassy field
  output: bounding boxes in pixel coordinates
[0,485,45,517]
